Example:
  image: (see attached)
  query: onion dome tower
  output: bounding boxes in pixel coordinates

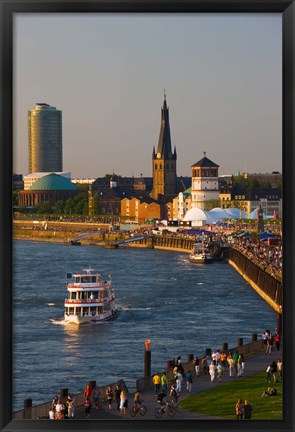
[151,92,177,201]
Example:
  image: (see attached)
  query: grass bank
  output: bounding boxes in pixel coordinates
[179,371,282,420]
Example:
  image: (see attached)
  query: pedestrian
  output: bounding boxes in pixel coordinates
[262,330,269,353]
[271,360,278,383]
[119,389,127,414]
[266,333,274,354]
[84,397,91,418]
[228,356,235,378]
[216,362,223,382]
[244,400,253,419]
[220,351,227,369]
[274,333,281,351]
[233,350,239,374]
[265,364,272,382]
[185,370,193,392]
[84,383,92,399]
[235,398,244,419]
[175,371,183,392]
[209,361,216,383]
[93,386,100,410]
[49,406,55,420]
[55,400,63,417]
[152,372,161,395]
[237,354,243,377]
[106,385,113,410]
[201,356,208,375]
[194,357,200,377]
[61,403,68,419]
[114,384,121,411]
[67,400,75,418]
[161,372,168,396]
[169,384,178,403]
[277,358,282,380]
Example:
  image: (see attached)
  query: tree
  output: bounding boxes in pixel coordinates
[36,201,53,214]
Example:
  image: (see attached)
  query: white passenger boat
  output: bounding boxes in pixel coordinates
[64,267,117,324]
[189,241,213,264]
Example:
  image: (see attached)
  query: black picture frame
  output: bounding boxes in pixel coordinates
[1,1,294,431]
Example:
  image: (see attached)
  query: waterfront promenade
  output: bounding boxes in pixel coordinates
[72,348,282,420]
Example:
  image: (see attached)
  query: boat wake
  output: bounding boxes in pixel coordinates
[47,303,56,306]
[50,318,68,325]
[118,305,153,311]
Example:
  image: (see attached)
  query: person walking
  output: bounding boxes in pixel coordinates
[274,333,281,351]
[201,356,208,375]
[93,386,100,410]
[114,384,121,411]
[216,362,223,382]
[237,354,243,377]
[161,372,168,396]
[175,371,183,392]
[194,357,200,377]
[106,385,113,410]
[228,356,235,378]
[266,333,274,354]
[84,383,92,399]
[235,398,244,419]
[277,358,282,380]
[152,373,161,395]
[119,389,128,415]
[84,397,91,418]
[209,361,216,383]
[244,400,253,419]
[185,370,193,392]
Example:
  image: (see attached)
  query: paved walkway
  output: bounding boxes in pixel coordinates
[74,348,282,420]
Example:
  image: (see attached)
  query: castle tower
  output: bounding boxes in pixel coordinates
[191,153,219,210]
[150,93,177,201]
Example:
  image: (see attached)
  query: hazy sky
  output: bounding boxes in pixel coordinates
[14,13,282,179]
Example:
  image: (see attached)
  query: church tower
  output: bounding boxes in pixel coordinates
[151,93,177,201]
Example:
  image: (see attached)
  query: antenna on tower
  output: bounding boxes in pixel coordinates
[203,151,206,157]
[164,89,166,100]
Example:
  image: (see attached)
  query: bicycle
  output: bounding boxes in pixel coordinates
[130,402,147,417]
[154,401,177,418]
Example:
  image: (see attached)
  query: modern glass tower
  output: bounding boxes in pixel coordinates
[28,103,62,173]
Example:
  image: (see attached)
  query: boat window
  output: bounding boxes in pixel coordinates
[74,277,81,283]
[91,276,96,283]
[81,276,90,283]
[71,292,77,300]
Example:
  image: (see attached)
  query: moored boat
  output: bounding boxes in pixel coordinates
[189,241,213,264]
[64,267,117,324]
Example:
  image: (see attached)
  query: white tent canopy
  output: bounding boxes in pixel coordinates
[183,207,248,224]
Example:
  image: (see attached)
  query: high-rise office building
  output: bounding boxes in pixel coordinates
[28,103,62,173]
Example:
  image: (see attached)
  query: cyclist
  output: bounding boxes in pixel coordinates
[169,384,179,406]
[134,390,142,409]
[156,390,166,412]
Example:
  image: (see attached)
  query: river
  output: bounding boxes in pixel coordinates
[13,240,276,410]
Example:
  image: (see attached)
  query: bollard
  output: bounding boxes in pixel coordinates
[188,354,194,362]
[144,350,151,376]
[237,338,243,347]
[88,380,96,389]
[24,399,32,420]
[221,342,228,352]
[205,348,211,356]
[252,333,257,342]
[60,388,68,398]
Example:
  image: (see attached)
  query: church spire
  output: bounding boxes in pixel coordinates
[156,92,173,159]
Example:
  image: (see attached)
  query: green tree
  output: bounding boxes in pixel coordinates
[36,201,53,214]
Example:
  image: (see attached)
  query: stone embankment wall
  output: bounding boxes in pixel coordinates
[228,248,282,314]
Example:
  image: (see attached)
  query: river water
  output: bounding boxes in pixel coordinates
[13,240,276,410]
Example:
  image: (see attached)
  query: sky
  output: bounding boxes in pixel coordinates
[14,13,282,179]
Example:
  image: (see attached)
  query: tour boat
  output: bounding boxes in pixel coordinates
[189,241,213,264]
[64,267,117,324]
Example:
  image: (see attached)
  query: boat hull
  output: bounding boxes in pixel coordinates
[64,308,117,325]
